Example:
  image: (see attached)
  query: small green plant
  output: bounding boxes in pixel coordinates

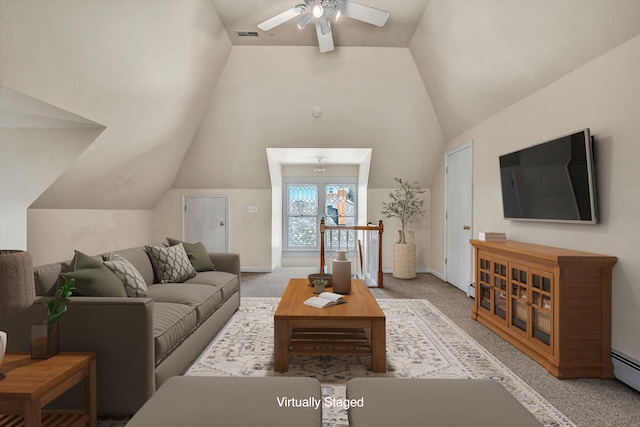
[311,279,328,287]
[381,177,426,243]
[44,278,75,326]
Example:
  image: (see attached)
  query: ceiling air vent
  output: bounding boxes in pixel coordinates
[235,30,259,37]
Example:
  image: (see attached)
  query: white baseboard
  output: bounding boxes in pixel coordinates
[241,267,273,273]
[382,267,433,275]
[612,350,640,392]
[430,270,445,281]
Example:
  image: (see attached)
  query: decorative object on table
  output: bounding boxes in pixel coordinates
[381,177,426,279]
[0,249,37,379]
[0,331,6,380]
[31,278,75,359]
[311,279,328,294]
[332,250,351,294]
[308,273,333,288]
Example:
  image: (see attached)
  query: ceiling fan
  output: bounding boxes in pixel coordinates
[257,0,389,53]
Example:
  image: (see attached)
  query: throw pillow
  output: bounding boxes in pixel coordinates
[145,244,197,283]
[166,238,216,272]
[102,253,148,297]
[61,250,127,297]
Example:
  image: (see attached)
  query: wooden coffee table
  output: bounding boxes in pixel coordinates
[274,278,386,373]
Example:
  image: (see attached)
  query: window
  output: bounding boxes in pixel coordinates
[284,178,357,253]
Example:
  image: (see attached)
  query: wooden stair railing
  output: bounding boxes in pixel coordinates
[320,218,384,288]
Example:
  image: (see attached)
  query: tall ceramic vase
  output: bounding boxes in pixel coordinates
[332,250,351,294]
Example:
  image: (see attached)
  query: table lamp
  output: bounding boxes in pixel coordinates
[0,250,37,380]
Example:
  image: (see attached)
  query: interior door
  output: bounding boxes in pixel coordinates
[445,142,473,294]
[183,195,228,252]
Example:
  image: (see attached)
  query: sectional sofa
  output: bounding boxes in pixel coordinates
[0,242,240,414]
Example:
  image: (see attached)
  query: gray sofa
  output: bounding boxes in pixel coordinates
[0,245,240,415]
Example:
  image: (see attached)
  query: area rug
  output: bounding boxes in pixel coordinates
[186,297,575,427]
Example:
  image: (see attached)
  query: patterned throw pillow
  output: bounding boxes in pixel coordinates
[166,238,216,272]
[145,244,197,283]
[102,253,148,297]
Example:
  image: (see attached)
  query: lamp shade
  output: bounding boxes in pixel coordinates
[0,250,36,315]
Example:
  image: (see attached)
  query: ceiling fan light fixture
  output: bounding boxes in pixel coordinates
[325,4,341,21]
[318,17,331,35]
[312,4,324,18]
[297,13,312,30]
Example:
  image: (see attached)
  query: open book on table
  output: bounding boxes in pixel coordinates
[304,292,347,309]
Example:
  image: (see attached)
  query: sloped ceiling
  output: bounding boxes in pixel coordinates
[0,0,232,209]
[409,0,640,139]
[213,0,640,140]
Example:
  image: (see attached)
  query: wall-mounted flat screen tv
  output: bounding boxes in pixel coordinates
[499,128,597,224]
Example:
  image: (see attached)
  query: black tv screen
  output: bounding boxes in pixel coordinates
[499,129,597,223]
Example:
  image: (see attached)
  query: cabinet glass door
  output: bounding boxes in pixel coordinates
[492,259,508,321]
[510,264,529,334]
[531,268,553,347]
[478,258,492,311]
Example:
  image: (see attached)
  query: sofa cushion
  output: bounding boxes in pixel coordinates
[346,378,543,427]
[153,302,198,365]
[61,251,127,297]
[126,376,323,427]
[145,283,222,324]
[166,238,216,272]
[102,253,148,297]
[184,271,238,302]
[111,246,156,286]
[34,262,65,296]
[145,244,197,283]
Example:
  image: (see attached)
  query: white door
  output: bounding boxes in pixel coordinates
[183,195,228,252]
[445,142,473,294]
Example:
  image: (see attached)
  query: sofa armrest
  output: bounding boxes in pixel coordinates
[209,252,240,278]
[0,296,156,413]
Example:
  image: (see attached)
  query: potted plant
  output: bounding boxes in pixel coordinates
[381,177,426,279]
[31,278,75,359]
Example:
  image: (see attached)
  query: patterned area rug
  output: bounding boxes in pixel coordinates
[187,297,574,427]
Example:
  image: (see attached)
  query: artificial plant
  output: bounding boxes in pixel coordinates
[381,177,426,243]
[44,278,75,327]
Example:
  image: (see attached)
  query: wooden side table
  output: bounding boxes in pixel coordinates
[0,352,96,427]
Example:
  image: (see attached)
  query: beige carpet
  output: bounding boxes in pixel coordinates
[187,297,572,426]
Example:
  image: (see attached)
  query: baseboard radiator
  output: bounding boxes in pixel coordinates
[612,350,640,392]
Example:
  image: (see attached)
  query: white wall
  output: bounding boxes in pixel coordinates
[151,189,273,270]
[27,209,151,265]
[173,46,444,190]
[432,36,640,362]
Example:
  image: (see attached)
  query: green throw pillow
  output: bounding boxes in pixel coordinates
[166,238,216,272]
[61,250,127,297]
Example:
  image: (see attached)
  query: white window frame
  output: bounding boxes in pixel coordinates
[283,176,357,256]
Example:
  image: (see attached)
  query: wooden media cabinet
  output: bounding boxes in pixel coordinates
[470,240,617,378]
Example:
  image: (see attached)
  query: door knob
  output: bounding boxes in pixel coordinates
[463,225,470,230]
[220,221,225,226]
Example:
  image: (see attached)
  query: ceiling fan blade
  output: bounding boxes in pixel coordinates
[257,6,305,31]
[315,19,334,53]
[341,1,389,27]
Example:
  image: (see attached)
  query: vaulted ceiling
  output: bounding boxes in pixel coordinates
[1,0,639,210]
[214,0,640,139]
